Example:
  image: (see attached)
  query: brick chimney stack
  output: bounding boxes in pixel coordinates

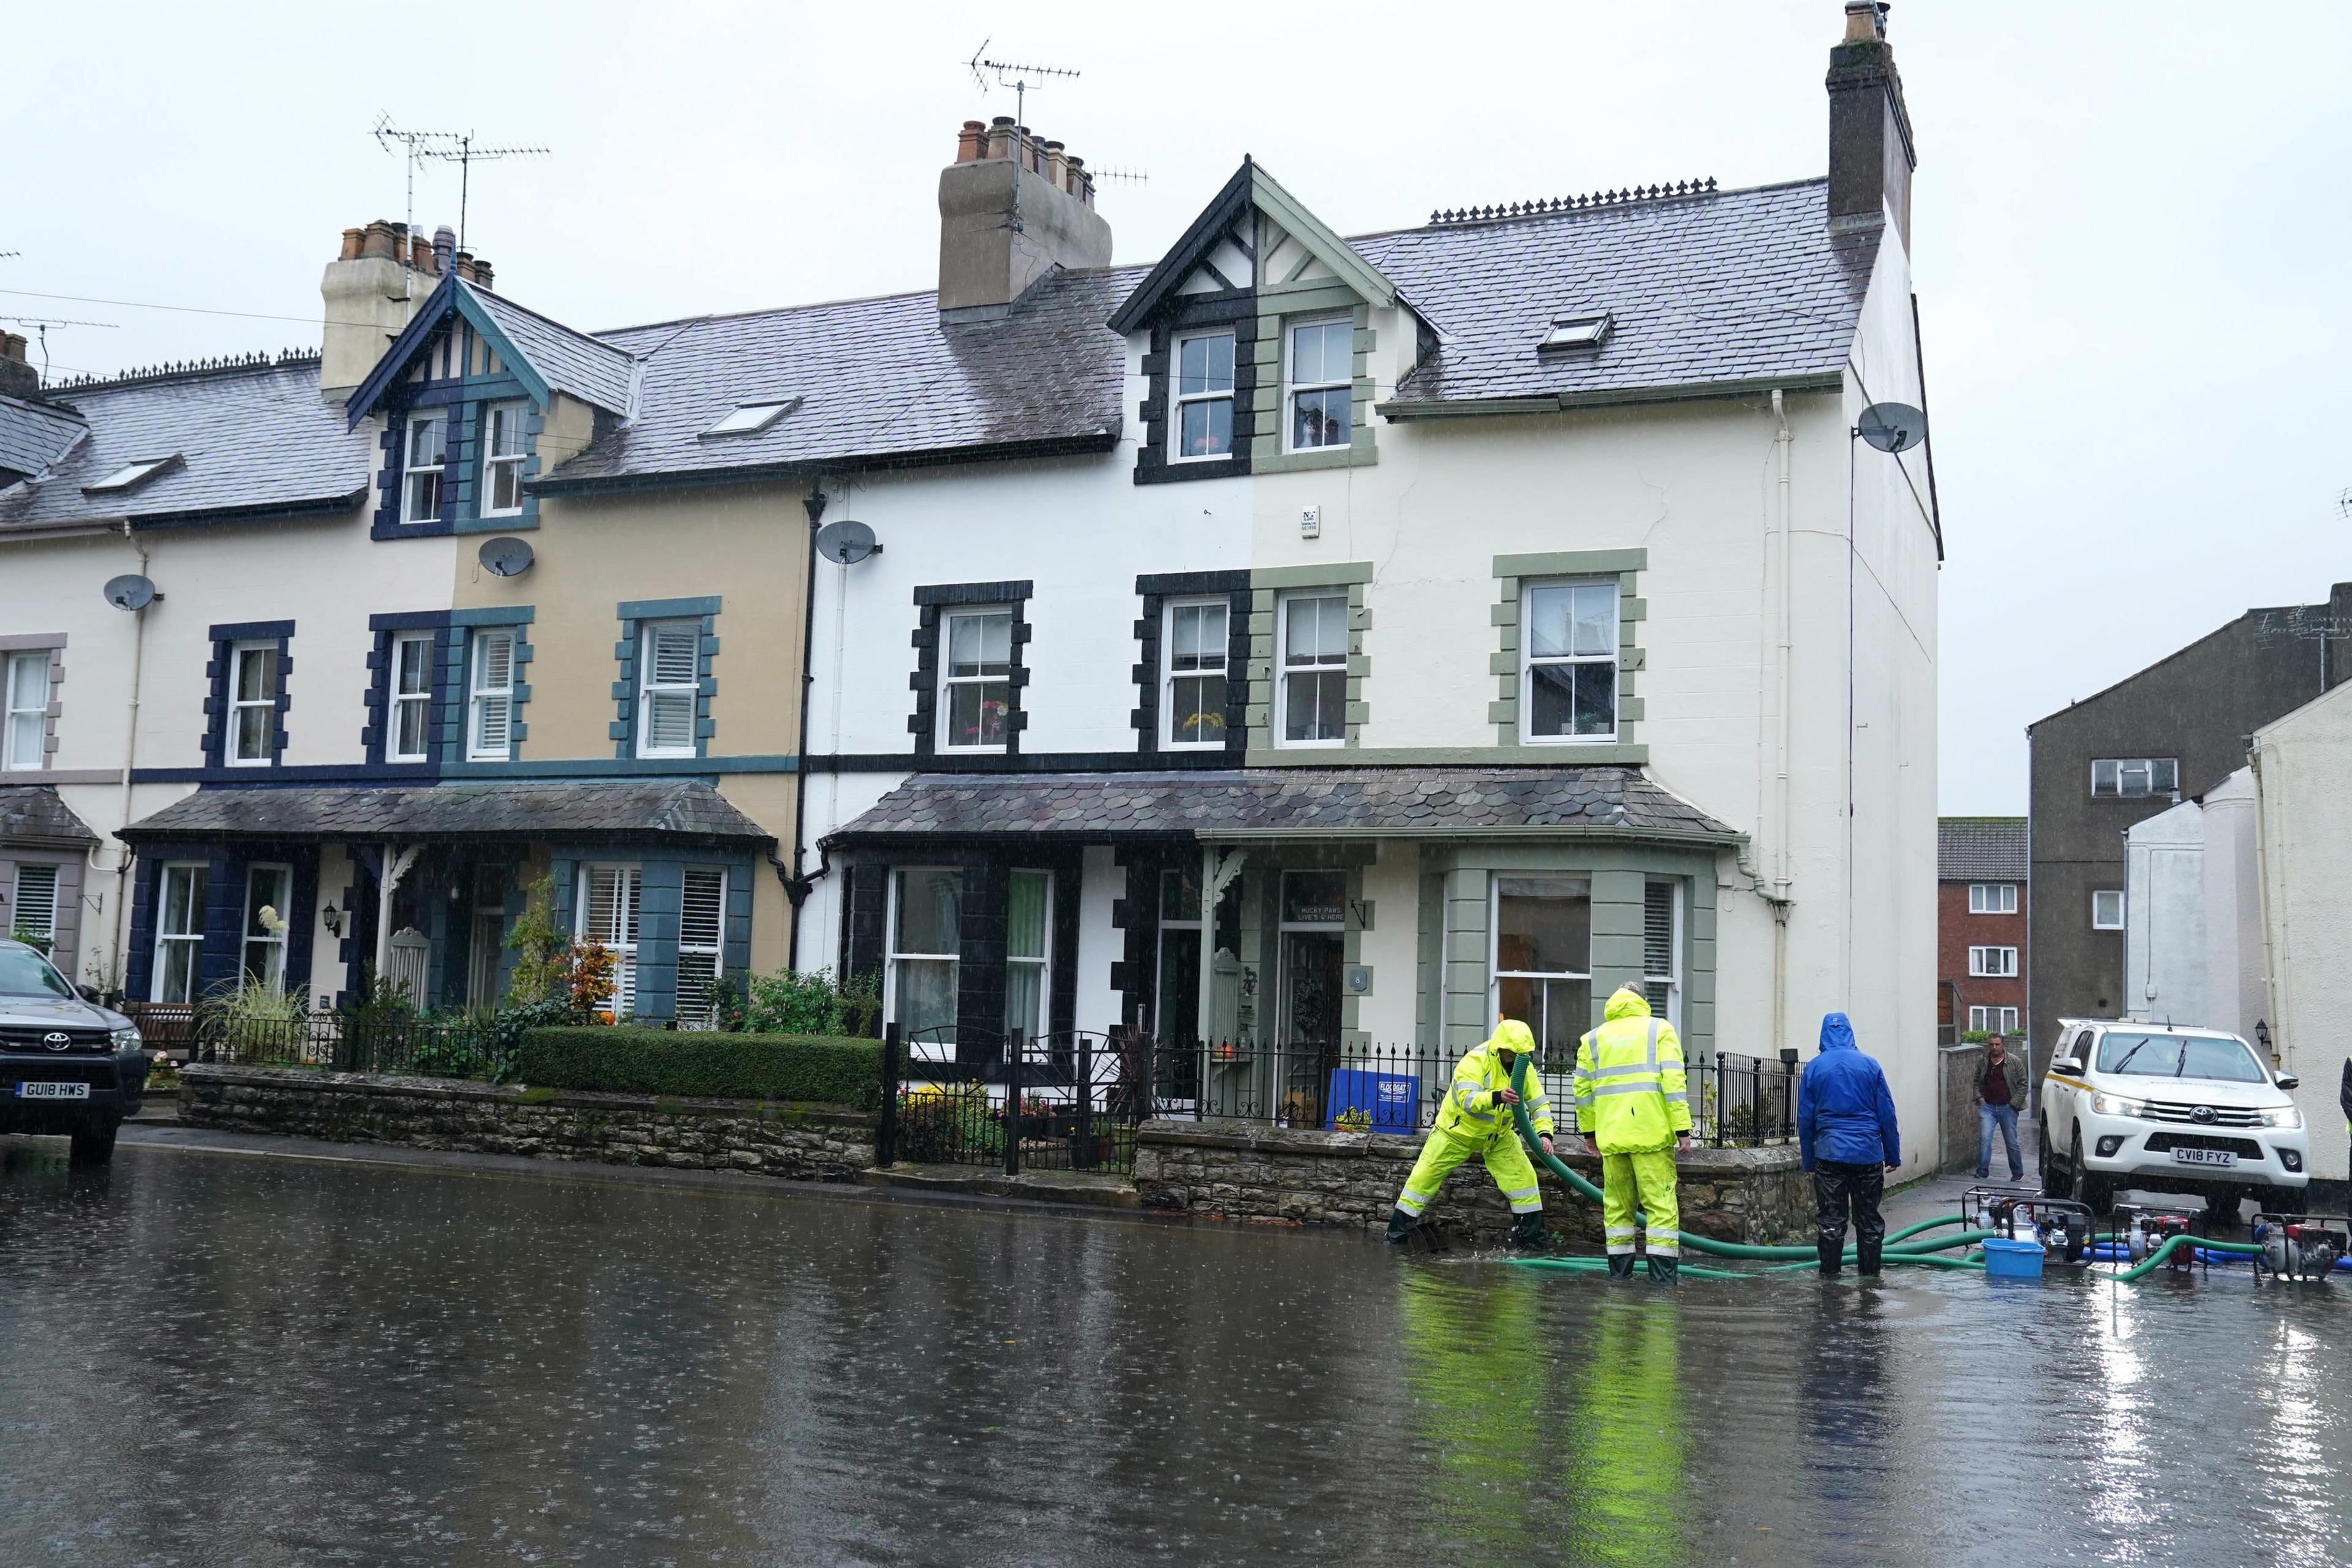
[938,116,1113,322]
[1825,1,1916,247]
[0,331,37,401]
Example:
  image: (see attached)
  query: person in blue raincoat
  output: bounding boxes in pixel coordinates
[1796,1012,1901,1278]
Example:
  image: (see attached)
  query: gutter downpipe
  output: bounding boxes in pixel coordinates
[104,523,150,997]
[782,481,828,968]
[1770,390,1795,1060]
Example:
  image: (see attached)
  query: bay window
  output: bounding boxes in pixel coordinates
[578,865,641,1018]
[675,866,727,1026]
[1492,875,1591,1062]
[889,867,962,1057]
[1005,870,1051,1055]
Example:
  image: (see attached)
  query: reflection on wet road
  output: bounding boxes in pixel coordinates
[2,1140,2347,1566]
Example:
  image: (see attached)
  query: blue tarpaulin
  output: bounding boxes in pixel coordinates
[1327,1068,1420,1133]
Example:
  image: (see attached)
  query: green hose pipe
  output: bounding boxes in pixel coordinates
[2107,1232,2261,1282]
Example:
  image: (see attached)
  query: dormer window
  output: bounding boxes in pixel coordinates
[402,412,446,524]
[82,454,181,494]
[1540,312,1613,352]
[1170,331,1235,461]
[1285,318,1353,452]
[481,401,529,516]
[701,399,799,438]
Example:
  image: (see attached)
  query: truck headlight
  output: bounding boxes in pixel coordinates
[2092,1091,2151,1118]
[2260,1106,2303,1129]
[110,1027,143,1052]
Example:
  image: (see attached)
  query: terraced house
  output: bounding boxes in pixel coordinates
[0,4,1939,1152]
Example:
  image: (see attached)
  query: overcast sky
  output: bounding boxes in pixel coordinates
[9,2,2346,814]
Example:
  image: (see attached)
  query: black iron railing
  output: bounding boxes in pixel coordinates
[189,1011,518,1082]
[889,1026,1153,1175]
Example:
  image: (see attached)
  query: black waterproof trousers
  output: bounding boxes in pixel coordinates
[1813,1159,1887,1276]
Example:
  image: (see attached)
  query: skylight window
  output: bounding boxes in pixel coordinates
[699,398,800,438]
[82,454,183,494]
[1539,312,1613,353]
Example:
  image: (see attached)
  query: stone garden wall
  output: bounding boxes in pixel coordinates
[180,1064,874,1182]
[1132,1120,1811,1245]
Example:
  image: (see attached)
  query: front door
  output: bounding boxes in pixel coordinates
[1278,870,1347,1126]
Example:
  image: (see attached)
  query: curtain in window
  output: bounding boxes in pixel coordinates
[2,651,47,769]
[1005,870,1049,1050]
[892,868,962,1046]
[156,864,208,1003]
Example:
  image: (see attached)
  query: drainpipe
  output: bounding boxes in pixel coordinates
[104,524,151,997]
[1769,390,1796,1059]
[782,481,828,967]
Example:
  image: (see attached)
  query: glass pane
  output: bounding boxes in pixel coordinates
[1170,674,1227,744]
[1178,397,1232,458]
[2152,758,2178,793]
[647,623,699,686]
[584,868,640,948]
[1572,662,1616,736]
[7,652,42,711]
[163,866,206,937]
[2092,759,2118,796]
[490,461,522,513]
[645,690,695,751]
[243,937,284,990]
[475,631,514,693]
[1543,978,1591,1060]
[895,869,962,956]
[1571,584,1616,657]
[474,693,511,753]
[409,415,443,467]
[1285,596,1346,665]
[1284,669,1344,741]
[1281,870,1346,927]
[1007,870,1049,961]
[1528,663,1576,737]
[395,638,431,696]
[236,647,276,703]
[1526,586,1573,660]
[1497,884,1590,976]
[676,952,719,1020]
[948,612,1011,676]
[1178,333,1234,396]
[1643,881,1676,976]
[1294,321,1349,384]
[12,864,58,938]
[1006,962,1044,1044]
[895,957,957,1038]
[680,867,726,950]
[159,940,199,1003]
[1170,603,1226,671]
[1291,385,1349,449]
[1160,866,1201,923]
[245,867,290,938]
[947,680,1008,747]
[234,704,273,761]
[395,697,429,758]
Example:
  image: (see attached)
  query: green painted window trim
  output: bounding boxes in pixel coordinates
[1251,561,1374,589]
[1490,559,1646,750]
[1247,580,1370,752]
[1251,300,1376,468]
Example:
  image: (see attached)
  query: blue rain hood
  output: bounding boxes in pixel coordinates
[1797,1012,1899,1170]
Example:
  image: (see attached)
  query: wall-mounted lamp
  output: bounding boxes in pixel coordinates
[322,902,342,937]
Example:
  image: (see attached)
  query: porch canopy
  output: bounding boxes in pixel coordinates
[823,766,1743,846]
[118,778,774,847]
[1,785,100,847]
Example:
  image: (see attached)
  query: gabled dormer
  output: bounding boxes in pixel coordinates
[344,270,634,541]
[1112,159,1412,484]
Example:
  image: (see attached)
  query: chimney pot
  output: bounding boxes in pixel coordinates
[1,331,26,363]
[339,227,365,262]
[361,219,400,262]
[957,119,987,162]
[938,120,1114,318]
[473,257,494,291]
[409,231,434,273]
[433,226,456,278]
[1845,1,1888,41]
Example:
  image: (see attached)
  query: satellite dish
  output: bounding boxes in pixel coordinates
[478,536,536,578]
[815,519,881,566]
[1856,402,1927,454]
[102,574,157,611]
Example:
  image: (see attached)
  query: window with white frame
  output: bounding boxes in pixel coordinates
[940,609,1012,751]
[2092,889,2125,930]
[1491,875,1591,1064]
[1163,599,1228,748]
[1171,330,1235,461]
[468,628,518,761]
[1278,592,1347,746]
[402,410,446,524]
[228,641,278,765]
[11,862,59,949]
[1005,869,1052,1057]
[389,633,434,763]
[1969,883,2019,915]
[1522,580,1618,742]
[3,650,48,770]
[578,864,641,1018]
[153,862,208,1003]
[675,866,727,1026]
[1970,945,2019,978]
[2091,757,2178,799]
[1284,318,1352,451]
[1642,880,1683,1031]
[1969,1005,2021,1035]
[889,867,962,1057]
[241,863,293,990]
[638,620,701,758]
[481,401,529,516]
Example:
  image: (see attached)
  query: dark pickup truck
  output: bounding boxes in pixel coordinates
[0,938,147,1164]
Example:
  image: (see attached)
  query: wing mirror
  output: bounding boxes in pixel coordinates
[2052,1057,2084,1076]
[2275,1073,2301,1091]
[75,984,105,1004]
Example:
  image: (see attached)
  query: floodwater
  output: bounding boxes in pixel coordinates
[2,1140,2348,1568]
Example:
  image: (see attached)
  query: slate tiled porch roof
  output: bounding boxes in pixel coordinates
[824,768,1740,845]
[118,780,772,846]
[0,786,100,845]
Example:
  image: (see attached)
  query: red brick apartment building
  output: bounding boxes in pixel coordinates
[1939,818,2028,1043]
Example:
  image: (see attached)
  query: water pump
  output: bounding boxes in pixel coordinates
[1964,1186,2091,1265]
[2252,1213,2350,1283]
[2120,1208,2199,1272]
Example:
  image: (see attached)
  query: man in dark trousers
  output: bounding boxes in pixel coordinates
[1975,1034,2027,1181]
[1797,1012,1901,1278]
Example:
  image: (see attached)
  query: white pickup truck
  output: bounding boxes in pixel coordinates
[2039,1019,2310,1219]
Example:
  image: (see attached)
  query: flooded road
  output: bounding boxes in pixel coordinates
[2,1137,2346,1567]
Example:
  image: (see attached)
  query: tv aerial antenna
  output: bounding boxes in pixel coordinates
[965,39,1079,126]
[372,115,550,293]
[2,315,118,385]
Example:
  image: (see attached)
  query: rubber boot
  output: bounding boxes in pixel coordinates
[1607,1254,1638,1279]
[1509,1212,1549,1251]
[1385,1207,1417,1246]
[1646,1255,1679,1283]
[1817,1239,1842,1278]
[1856,1240,1882,1278]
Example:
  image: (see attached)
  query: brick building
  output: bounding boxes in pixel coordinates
[1938,818,2027,1043]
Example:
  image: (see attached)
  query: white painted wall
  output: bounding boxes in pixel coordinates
[2125,799,2207,1027]
[2199,769,2266,1042]
[2252,683,2352,1178]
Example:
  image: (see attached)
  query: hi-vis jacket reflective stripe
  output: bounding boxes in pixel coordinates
[1572,987,1692,1154]
[1431,1019,1555,1144]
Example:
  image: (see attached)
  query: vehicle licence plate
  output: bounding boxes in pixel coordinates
[15,1081,90,1099]
[2172,1146,2237,1167]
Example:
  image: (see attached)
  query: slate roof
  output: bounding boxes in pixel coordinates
[463,281,636,414]
[0,360,371,537]
[0,393,85,479]
[1356,180,1875,409]
[1939,817,2028,881]
[0,786,100,845]
[826,767,1740,845]
[541,266,1137,491]
[118,780,774,845]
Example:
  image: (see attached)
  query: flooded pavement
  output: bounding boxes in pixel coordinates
[2,1137,2348,1567]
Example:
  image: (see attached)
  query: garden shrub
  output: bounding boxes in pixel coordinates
[516,1027,881,1107]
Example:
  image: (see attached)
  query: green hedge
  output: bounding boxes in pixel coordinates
[515,1027,881,1107]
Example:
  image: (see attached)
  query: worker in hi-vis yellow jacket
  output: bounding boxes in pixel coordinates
[1574,986,1692,1280]
[1387,1019,1555,1250]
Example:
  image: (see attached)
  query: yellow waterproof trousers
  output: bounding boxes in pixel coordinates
[1600,1148,1681,1257]
[1396,1129,1543,1218]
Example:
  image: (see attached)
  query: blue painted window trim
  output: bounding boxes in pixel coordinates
[610,597,721,761]
[448,607,536,771]
[124,843,318,1002]
[361,611,453,771]
[202,620,294,769]
[368,309,546,542]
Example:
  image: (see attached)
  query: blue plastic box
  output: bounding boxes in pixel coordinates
[1981,1237,2045,1279]
[1326,1069,1421,1133]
